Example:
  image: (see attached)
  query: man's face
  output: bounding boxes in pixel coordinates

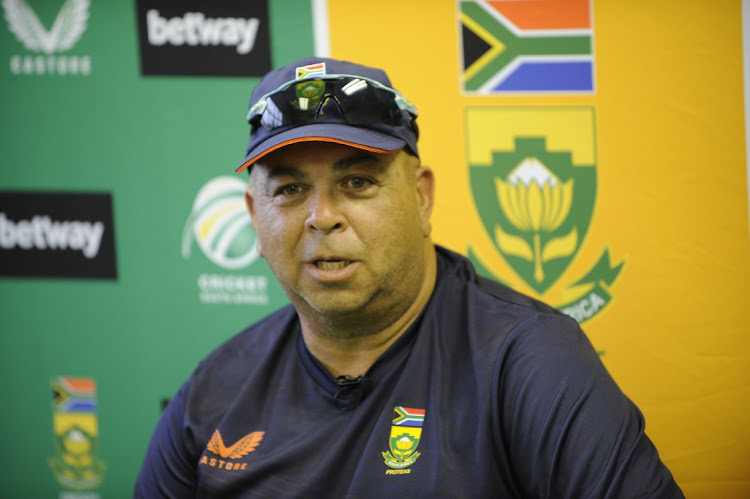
[245,142,434,337]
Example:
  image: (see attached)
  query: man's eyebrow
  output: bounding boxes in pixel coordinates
[263,165,307,181]
[259,152,388,181]
[332,153,388,174]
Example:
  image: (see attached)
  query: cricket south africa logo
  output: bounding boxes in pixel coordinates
[382,407,426,473]
[466,107,623,324]
[182,176,259,270]
[49,376,106,492]
[182,176,268,305]
[3,0,92,75]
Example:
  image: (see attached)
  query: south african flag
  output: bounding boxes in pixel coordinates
[460,0,594,93]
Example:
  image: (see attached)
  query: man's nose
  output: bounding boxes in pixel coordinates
[306,190,345,232]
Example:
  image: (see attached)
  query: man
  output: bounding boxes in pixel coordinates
[136,57,683,497]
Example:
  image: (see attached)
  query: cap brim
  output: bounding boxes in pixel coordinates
[235,123,407,173]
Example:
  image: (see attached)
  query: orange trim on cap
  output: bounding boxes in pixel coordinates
[235,137,394,173]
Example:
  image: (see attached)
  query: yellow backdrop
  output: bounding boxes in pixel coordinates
[327,0,749,496]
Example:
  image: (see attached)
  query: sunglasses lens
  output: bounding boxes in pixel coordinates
[253,77,408,131]
[334,79,402,126]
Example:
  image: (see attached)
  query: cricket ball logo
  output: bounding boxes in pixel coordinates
[182,176,259,270]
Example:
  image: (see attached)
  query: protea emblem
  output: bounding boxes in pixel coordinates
[472,136,593,294]
[495,157,577,286]
[387,433,420,464]
[382,407,425,469]
[466,107,624,324]
[49,377,106,491]
[295,80,326,109]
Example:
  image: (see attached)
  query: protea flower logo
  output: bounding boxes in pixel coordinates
[382,407,425,471]
[495,158,576,285]
[181,176,259,270]
[473,137,593,295]
[49,376,106,491]
[466,107,624,324]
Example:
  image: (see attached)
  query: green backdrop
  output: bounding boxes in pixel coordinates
[0,1,314,495]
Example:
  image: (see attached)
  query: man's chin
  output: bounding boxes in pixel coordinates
[310,298,371,321]
[303,295,384,334]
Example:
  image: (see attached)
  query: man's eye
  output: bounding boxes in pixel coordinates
[276,184,302,196]
[346,177,372,189]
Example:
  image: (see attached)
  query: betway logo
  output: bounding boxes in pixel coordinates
[0,212,104,259]
[146,10,260,55]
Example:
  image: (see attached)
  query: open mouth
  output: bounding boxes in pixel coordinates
[314,260,350,271]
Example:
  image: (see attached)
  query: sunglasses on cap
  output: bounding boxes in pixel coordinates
[247,74,419,131]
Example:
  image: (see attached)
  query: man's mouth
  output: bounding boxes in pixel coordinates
[314,260,350,271]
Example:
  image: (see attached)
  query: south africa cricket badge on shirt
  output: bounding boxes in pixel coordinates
[382,407,425,473]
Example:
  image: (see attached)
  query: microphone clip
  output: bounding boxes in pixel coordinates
[336,374,362,387]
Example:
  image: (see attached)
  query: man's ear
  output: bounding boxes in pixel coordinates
[245,185,263,258]
[415,165,435,238]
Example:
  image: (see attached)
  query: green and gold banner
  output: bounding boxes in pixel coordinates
[0,0,314,496]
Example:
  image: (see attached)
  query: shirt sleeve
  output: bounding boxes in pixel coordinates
[495,312,684,498]
[134,381,198,498]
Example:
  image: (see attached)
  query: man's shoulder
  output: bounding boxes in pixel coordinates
[194,304,298,377]
[435,245,569,322]
[431,245,587,364]
[475,273,561,315]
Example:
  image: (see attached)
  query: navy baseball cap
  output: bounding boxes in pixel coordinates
[236,57,419,173]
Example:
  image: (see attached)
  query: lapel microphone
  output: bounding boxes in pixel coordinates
[334,375,371,411]
[336,375,363,386]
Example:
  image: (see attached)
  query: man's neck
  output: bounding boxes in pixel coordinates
[298,244,437,378]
